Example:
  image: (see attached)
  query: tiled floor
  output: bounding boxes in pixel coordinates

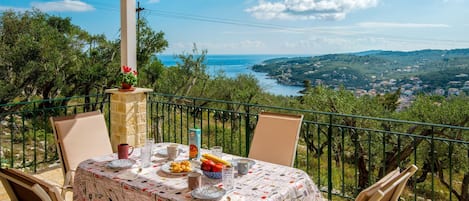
[0,167,72,201]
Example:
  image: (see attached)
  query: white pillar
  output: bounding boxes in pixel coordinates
[120,0,137,70]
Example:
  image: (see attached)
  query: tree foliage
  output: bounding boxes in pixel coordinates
[0,10,168,109]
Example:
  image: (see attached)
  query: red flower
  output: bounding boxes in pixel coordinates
[122,65,132,73]
[118,65,138,86]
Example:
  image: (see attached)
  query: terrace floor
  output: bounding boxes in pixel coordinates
[0,166,73,201]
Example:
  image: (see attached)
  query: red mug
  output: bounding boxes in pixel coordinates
[117,143,134,159]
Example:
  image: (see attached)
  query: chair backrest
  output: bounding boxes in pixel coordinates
[50,111,113,177]
[382,165,418,201]
[248,111,304,167]
[355,168,400,201]
[355,165,418,201]
[0,168,63,201]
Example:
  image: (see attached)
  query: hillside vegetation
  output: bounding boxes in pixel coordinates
[252,49,469,91]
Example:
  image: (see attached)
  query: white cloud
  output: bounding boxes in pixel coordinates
[358,22,450,28]
[31,0,94,12]
[246,0,379,21]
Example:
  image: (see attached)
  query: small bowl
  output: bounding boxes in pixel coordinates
[202,170,222,179]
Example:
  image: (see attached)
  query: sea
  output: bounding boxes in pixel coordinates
[157,54,305,96]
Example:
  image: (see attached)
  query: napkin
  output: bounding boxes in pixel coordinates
[117,168,143,180]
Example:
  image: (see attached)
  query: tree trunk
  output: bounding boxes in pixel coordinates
[357,144,369,189]
[378,127,431,176]
[461,172,469,201]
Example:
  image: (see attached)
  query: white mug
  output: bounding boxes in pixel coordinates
[167,144,179,160]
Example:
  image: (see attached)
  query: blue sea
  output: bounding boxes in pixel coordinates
[157,55,304,96]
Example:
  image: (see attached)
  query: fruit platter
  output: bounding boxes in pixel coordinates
[200,153,231,179]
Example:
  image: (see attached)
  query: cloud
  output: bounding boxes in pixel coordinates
[31,0,94,12]
[358,22,450,28]
[246,0,379,21]
[147,0,161,3]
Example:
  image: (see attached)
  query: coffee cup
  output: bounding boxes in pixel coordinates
[237,159,249,175]
[117,143,134,159]
[188,172,202,190]
[167,144,179,160]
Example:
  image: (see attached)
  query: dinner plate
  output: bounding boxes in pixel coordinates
[155,148,184,157]
[229,158,256,168]
[191,185,226,200]
[106,159,136,170]
[160,161,192,176]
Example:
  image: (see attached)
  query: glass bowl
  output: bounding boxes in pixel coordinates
[202,170,222,179]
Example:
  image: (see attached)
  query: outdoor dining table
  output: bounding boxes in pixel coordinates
[73,142,324,201]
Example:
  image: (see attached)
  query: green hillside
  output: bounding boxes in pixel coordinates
[252,49,469,90]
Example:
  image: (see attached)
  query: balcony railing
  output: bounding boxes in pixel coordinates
[1,92,468,200]
[0,94,110,172]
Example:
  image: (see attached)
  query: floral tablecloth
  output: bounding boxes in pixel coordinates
[73,143,324,201]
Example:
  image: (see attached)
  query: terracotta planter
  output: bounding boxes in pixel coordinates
[121,83,132,89]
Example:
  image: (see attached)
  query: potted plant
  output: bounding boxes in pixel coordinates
[118,65,138,91]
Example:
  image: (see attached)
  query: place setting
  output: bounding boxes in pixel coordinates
[154,146,185,158]
[106,143,136,170]
[156,144,197,177]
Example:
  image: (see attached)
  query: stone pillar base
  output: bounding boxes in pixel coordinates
[106,88,153,152]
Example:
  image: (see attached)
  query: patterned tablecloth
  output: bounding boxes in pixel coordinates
[73,143,324,201]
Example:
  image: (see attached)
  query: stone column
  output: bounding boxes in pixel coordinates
[105,88,153,151]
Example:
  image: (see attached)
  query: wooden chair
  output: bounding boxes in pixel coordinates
[0,168,63,201]
[248,111,304,167]
[50,110,113,196]
[355,165,418,201]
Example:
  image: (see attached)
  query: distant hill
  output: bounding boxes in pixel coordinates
[252,48,469,91]
[353,50,384,56]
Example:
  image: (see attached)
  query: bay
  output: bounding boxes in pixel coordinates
[157,55,304,96]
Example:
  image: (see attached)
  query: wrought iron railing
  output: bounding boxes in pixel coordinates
[0,95,110,172]
[0,93,467,200]
[147,93,469,201]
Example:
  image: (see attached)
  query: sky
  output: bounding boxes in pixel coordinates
[1,0,469,55]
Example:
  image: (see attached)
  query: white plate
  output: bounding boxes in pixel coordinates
[160,161,192,176]
[106,159,136,170]
[155,148,184,157]
[191,185,226,200]
[229,159,256,168]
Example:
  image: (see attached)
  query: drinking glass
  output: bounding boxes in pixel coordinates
[222,165,234,191]
[210,146,223,158]
[140,138,154,168]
